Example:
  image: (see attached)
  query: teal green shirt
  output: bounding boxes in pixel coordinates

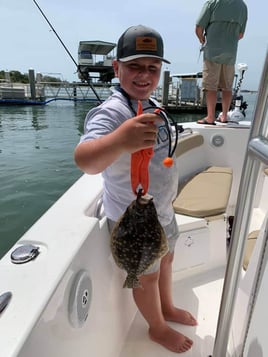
[196,0,247,64]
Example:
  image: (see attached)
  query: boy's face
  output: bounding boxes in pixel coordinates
[113,58,162,100]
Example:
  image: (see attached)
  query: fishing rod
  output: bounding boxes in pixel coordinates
[32,0,102,104]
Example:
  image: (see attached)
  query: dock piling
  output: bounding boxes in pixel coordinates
[161,70,170,107]
[28,69,36,100]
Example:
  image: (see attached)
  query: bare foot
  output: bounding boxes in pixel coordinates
[149,325,193,353]
[163,307,198,326]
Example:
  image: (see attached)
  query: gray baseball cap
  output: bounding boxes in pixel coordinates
[116,25,170,64]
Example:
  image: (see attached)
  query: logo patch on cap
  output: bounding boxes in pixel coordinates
[136,37,157,52]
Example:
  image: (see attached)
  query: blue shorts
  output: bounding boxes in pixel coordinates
[108,215,179,275]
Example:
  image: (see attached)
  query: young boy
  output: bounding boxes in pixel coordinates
[74,25,197,353]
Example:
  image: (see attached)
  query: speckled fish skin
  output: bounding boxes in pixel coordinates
[111,193,168,288]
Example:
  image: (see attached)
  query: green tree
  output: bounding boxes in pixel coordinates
[0,70,63,83]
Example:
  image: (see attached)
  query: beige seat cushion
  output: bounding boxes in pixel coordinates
[173,166,233,218]
[243,230,259,270]
[175,133,204,157]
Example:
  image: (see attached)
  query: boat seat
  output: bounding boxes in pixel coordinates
[243,168,268,270]
[175,132,204,157]
[243,230,260,270]
[173,166,233,218]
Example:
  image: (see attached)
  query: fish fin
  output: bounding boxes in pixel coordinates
[123,274,141,289]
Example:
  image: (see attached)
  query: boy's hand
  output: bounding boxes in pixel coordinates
[74,112,163,175]
[117,113,163,153]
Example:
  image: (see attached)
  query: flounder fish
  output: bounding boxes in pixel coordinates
[111,191,168,288]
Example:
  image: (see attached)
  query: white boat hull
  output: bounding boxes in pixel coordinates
[1,121,268,357]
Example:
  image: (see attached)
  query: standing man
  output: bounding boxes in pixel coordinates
[195,0,247,124]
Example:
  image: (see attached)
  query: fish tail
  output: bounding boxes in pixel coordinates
[123,274,141,289]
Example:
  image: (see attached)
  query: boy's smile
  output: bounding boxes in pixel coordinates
[113,58,162,100]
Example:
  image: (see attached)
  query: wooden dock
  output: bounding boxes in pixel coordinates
[0,68,215,113]
[157,70,223,114]
[162,101,221,114]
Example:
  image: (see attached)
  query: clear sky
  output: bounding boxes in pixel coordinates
[1,0,267,90]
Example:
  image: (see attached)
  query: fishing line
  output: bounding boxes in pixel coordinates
[32,0,102,104]
[115,85,179,164]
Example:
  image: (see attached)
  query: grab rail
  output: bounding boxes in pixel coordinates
[212,51,268,356]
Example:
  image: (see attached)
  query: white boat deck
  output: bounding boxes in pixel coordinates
[2,116,268,356]
[120,268,225,357]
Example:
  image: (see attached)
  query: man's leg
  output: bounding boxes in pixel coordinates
[198,59,219,124]
[219,64,235,122]
[204,90,218,122]
[220,90,233,122]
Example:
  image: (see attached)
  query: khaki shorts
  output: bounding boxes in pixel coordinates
[202,59,235,91]
[108,215,179,275]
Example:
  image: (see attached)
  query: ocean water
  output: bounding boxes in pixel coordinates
[0,102,87,258]
[0,92,257,258]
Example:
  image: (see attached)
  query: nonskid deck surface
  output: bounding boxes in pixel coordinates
[119,268,225,357]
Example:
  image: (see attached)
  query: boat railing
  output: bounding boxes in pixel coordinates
[212,51,268,356]
[39,81,113,103]
[94,195,104,219]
